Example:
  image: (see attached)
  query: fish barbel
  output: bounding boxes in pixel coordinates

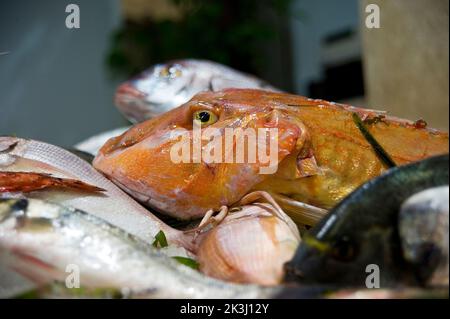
[0,198,277,298]
[94,89,449,225]
[0,136,307,290]
[116,59,278,123]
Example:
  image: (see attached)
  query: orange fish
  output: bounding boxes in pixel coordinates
[93,89,449,225]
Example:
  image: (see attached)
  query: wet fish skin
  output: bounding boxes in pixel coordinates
[0,198,277,298]
[399,186,449,286]
[285,155,449,288]
[95,88,448,224]
[115,59,278,123]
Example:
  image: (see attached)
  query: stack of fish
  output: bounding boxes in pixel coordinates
[0,60,448,298]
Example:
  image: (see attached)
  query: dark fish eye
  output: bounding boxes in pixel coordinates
[168,64,182,77]
[193,110,218,126]
[198,111,210,122]
[331,236,357,262]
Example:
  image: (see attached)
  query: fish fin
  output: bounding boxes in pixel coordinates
[0,171,105,193]
[274,148,322,180]
[270,193,328,226]
[296,150,322,178]
[272,118,322,179]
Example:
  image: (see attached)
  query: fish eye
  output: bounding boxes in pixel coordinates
[193,110,218,127]
[158,64,182,78]
[331,236,357,262]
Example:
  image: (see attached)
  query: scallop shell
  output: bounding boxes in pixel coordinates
[196,204,300,285]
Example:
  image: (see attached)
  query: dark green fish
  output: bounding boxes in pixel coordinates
[285,154,449,288]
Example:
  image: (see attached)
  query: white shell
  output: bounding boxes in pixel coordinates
[196,204,300,285]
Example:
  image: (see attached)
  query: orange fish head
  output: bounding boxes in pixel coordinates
[94,89,309,219]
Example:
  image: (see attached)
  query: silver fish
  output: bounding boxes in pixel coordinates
[399,186,449,286]
[115,59,279,123]
[0,198,277,298]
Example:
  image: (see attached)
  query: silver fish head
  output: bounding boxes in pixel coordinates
[399,185,449,285]
[115,59,278,123]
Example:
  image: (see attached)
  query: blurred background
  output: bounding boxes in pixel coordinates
[0,0,448,147]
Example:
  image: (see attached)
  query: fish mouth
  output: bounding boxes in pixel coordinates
[115,82,185,121]
[115,83,156,122]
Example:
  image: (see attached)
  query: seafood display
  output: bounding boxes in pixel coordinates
[1,73,449,298]
[285,155,449,289]
[115,59,278,123]
[0,198,278,298]
[94,89,448,226]
[0,137,304,293]
[0,194,301,296]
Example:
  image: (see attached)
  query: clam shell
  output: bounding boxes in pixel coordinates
[196,204,300,285]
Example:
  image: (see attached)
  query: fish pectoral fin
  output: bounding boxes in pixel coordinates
[274,151,322,180]
[270,193,328,227]
[296,149,322,178]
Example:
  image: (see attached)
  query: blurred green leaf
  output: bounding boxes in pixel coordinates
[172,256,199,269]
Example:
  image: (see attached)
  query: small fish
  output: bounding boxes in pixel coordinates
[115,59,278,123]
[285,155,449,288]
[399,186,449,286]
[0,198,277,298]
[0,137,307,295]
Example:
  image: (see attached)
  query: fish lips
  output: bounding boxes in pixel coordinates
[115,83,152,122]
[115,81,192,122]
